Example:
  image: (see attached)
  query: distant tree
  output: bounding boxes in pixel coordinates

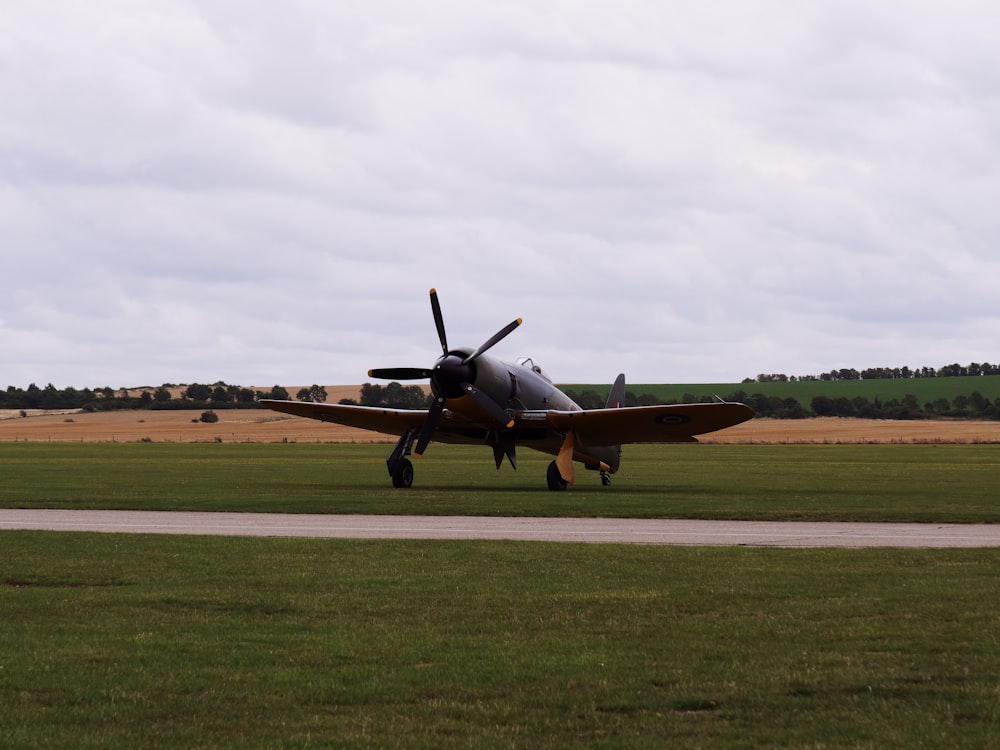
[811,395,835,417]
[153,386,172,403]
[266,385,290,401]
[184,383,212,402]
[296,385,328,403]
[853,397,880,419]
[780,398,807,419]
[569,390,605,409]
[236,387,257,405]
[381,382,425,408]
[970,391,989,414]
[359,382,427,408]
[360,383,382,406]
[382,382,405,407]
[211,386,232,404]
[199,410,219,423]
[23,383,41,409]
[633,392,661,406]
[928,397,951,415]
[40,383,64,409]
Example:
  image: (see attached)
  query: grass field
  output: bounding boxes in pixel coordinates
[2,442,999,522]
[3,533,1000,748]
[4,443,1000,747]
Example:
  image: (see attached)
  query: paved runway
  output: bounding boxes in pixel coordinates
[2,509,999,547]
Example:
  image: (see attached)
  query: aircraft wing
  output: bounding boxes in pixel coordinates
[260,399,754,447]
[533,402,754,446]
[259,399,428,436]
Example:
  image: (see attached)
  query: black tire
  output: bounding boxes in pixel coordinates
[546,461,568,491]
[392,458,414,488]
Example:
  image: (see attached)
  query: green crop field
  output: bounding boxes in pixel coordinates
[569,374,1000,405]
[3,442,1000,747]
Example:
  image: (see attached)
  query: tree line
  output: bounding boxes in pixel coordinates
[561,389,1000,420]
[1,382,319,412]
[749,361,999,383]
[5,356,1000,421]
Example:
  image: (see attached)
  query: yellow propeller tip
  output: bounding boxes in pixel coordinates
[413,452,423,459]
[516,317,523,325]
[367,369,374,377]
[505,419,515,428]
[429,287,437,294]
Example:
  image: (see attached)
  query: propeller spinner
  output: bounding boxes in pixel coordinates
[368,288,520,457]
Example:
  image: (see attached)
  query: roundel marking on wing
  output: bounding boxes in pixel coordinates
[656,414,690,426]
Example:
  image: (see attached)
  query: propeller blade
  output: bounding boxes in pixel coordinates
[368,368,432,380]
[463,382,515,429]
[489,431,518,470]
[406,289,521,460]
[429,288,448,355]
[414,395,445,457]
[462,318,522,364]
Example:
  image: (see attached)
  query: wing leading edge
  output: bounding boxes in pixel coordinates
[259,399,427,436]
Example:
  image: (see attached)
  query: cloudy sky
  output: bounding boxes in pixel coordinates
[4,2,1000,389]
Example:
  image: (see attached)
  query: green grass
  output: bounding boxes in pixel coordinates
[568,374,1000,404]
[3,532,1000,748]
[4,443,1000,746]
[2,442,999,522]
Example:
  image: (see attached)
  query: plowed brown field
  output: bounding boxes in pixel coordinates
[3,386,999,444]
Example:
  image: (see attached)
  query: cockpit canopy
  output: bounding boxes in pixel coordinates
[516,357,552,383]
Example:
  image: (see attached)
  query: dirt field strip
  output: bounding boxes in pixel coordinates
[701,416,1000,445]
[2,384,999,444]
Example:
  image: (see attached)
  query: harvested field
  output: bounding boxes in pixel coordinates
[2,384,998,444]
[701,416,1000,445]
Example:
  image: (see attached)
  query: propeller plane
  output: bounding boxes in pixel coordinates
[261,289,755,490]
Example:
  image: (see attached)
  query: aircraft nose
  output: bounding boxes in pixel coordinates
[432,354,474,398]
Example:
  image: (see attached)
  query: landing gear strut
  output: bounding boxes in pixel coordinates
[600,471,612,486]
[387,428,418,488]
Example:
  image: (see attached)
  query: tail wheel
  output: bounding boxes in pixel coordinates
[392,459,414,488]
[546,461,568,491]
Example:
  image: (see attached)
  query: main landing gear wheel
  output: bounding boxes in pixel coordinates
[546,461,568,491]
[392,458,414,489]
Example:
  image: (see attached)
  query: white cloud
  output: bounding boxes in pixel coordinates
[2,1,1000,389]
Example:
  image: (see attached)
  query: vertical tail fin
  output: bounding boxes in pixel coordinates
[605,373,626,409]
[604,374,626,476]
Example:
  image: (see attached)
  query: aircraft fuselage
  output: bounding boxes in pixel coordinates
[438,349,621,473]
